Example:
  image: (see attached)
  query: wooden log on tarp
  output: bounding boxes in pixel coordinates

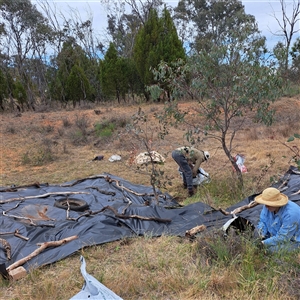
[0,191,89,204]
[185,224,206,237]
[219,200,258,216]
[6,235,78,272]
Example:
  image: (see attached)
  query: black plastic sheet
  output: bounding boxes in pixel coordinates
[0,166,299,272]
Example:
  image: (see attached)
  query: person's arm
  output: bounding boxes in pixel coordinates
[191,150,205,177]
[257,207,269,239]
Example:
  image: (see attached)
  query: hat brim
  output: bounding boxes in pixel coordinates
[255,193,288,207]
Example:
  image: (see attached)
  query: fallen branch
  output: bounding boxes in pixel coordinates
[0,182,44,193]
[2,211,55,227]
[278,174,290,190]
[6,235,78,272]
[219,201,258,216]
[292,189,300,195]
[85,186,116,196]
[185,225,206,237]
[0,230,29,241]
[291,169,300,175]
[60,175,167,200]
[0,191,89,204]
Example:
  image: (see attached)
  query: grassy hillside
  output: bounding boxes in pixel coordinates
[0,96,300,299]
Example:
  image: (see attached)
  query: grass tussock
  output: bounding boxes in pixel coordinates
[1,235,299,300]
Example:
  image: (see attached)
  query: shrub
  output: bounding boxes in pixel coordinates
[94,122,116,138]
[5,125,17,134]
[62,117,72,127]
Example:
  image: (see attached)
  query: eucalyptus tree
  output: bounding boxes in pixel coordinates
[290,37,300,80]
[0,68,8,110]
[0,0,53,110]
[173,0,257,54]
[271,0,300,74]
[39,0,104,103]
[149,3,283,186]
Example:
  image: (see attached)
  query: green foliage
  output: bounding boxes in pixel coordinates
[94,122,116,138]
[273,41,287,71]
[69,130,88,146]
[13,81,27,107]
[174,0,257,53]
[66,64,91,106]
[0,68,8,108]
[100,43,130,102]
[290,37,300,81]
[0,0,53,109]
[133,7,185,99]
[287,133,300,169]
[21,140,55,166]
[49,39,95,105]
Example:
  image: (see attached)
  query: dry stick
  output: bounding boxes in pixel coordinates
[112,178,148,196]
[2,211,55,227]
[291,169,300,175]
[0,230,29,241]
[0,191,89,204]
[0,238,11,260]
[59,175,111,187]
[85,186,116,196]
[292,190,300,195]
[219,201,258,216]
[0,182,43,193]
[6,235,78,272]
[277,174,291,190]
[61,175,161,199]
[185,225,206,237]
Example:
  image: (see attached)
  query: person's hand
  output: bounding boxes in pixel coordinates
[253,238,264,250]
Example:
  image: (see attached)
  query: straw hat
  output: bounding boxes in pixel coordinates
[255,187,288,207]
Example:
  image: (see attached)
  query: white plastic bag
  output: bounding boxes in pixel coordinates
[234,154,248,173]
[70,256,123,300]
[108,154,122,162]
[179,168,210,185]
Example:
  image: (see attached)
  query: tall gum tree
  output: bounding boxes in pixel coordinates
[0,0,53,110]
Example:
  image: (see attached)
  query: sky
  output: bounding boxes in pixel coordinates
[32,0,299,50]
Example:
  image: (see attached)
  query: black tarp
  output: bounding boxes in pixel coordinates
[0,166,299,272]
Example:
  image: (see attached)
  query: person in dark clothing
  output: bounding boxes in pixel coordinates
[172,146,210,197]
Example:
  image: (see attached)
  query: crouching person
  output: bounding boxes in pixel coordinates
[172,146,210,197]
[254,187,300,253]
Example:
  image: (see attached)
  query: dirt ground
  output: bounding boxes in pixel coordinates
[1,96,300,197]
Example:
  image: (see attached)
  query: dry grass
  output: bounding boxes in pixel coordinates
[0,96,300,299]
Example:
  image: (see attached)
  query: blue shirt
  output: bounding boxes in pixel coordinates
[257,200,300,247]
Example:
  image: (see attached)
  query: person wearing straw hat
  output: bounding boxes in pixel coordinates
[172,146,210,197]
[255,187,300,252]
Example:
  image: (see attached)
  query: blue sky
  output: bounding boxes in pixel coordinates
[32,0,299,51]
